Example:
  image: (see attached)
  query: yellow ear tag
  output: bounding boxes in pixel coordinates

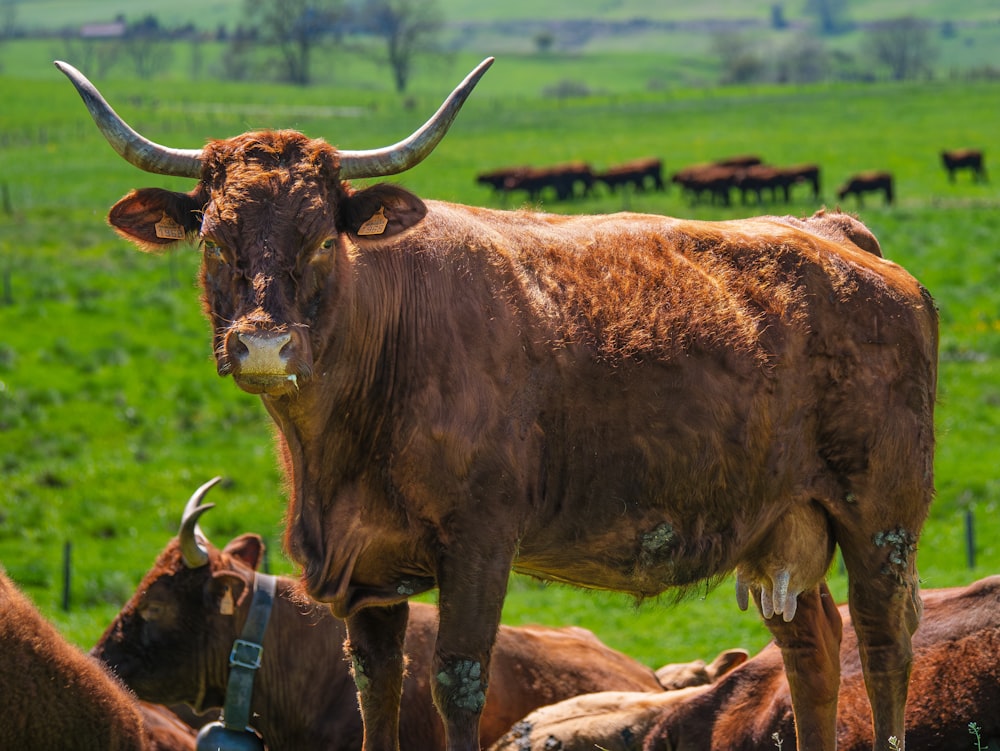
[357,206,388,236]
[154,214,186,240]
[220,586,235,616]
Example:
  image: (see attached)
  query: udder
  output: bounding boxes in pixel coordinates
[735,502,834,622]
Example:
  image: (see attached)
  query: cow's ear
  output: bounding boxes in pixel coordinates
[108,187,202,252]
[341,183,427,239]
[222,533,265,571]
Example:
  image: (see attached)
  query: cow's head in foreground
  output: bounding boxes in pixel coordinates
[92,479,676,751]
[60,58,938,751]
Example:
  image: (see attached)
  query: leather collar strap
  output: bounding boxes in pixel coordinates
[220,573,277,732]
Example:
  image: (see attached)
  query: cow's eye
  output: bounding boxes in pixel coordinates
[320,237,335,251]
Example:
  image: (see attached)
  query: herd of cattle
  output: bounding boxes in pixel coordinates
[478,148,986,208]
[4,491,1000,750]
[5,56,990,749]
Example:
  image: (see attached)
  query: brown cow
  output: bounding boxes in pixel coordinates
[940,148,986,183]
[60,57,938,751]
[93,480,665,751]
[493,577,1000,751]
[0,568,153,750]
[504,162,595,202]
[139,703,197,751]
[732,164,822,206]
[650,577,1000,750]
[476,166,530,194]
[670,163,739,204]
[836,171,894,206]
[596,158,665,194]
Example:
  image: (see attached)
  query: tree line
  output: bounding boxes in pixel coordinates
[3,0,444,92]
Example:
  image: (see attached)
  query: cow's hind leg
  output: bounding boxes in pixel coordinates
[840,531,922,751]
[345,601,410,751]
[762,581,843,751]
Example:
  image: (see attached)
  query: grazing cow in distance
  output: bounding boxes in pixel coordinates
[61,55,938,751]
[713,154,763,168]
[493,577,1000,751]
[596,157,665,194]
[940,148,986,183]
[93,481,667,751]
[670,164,739,204]
[476,166,530,195]
[0,568,154,751]
[784,163,822,201]
[504,162,595,202]
[837,171,894,206]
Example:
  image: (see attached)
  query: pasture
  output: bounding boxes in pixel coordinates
[1,45,999,672]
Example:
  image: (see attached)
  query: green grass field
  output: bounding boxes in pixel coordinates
[1,38,999,671]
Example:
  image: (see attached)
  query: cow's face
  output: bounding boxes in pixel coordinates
[58,58,489,396]
[106,132,427,397]
[92,535,262,711]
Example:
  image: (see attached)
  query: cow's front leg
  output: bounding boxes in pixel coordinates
[433,544,514,751]
[345,601,409,751]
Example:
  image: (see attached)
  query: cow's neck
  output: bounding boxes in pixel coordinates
[241,578,359,749]
[262,245,422,501]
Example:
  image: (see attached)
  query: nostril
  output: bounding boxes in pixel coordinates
[234,330,294,374]
[232,333,251,363]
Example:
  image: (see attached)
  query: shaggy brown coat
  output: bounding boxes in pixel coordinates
[490,578,1000,751]
[93,523,666,751]
[93,127,935,751]
[0,569,152,751]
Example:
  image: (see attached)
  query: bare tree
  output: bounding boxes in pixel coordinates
[58,36,121,78]
[712,32,766,85]
[367,0,444,93]
[866,17,936,81]
[775,33,830,83]
[804,0,851,36]
[244,0,345,85]
[121,15,174,80]
[0,0,15,39]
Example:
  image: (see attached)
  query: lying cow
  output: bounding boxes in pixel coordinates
[93,480,669,751]
[492,577,1000,751]
[61,57,938,751]
[0,567,189,751]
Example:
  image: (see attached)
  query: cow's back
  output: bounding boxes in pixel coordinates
[0,571,150,751]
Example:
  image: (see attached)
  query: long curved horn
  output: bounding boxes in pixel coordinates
[179,477,222,569]
[338,57,494,180]
[54,60,204,178]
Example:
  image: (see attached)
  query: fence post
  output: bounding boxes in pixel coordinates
[965,508,976,569]
[62,541,72,611]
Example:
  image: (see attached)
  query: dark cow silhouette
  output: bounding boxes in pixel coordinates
[670,164,739,205]
[476,166,530,194]
[940,148,986,183]
[61,57,938,751]
[503,162,595,202]
[837,171,894,206]
[596,158,665,194]
[93,481,665,750]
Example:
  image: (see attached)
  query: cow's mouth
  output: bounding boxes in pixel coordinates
[233,372,299,396]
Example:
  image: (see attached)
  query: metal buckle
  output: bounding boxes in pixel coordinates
[229,639,264,670]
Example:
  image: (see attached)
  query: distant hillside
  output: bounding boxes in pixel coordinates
[10,0,1000,83]
[14,0,1000,35]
